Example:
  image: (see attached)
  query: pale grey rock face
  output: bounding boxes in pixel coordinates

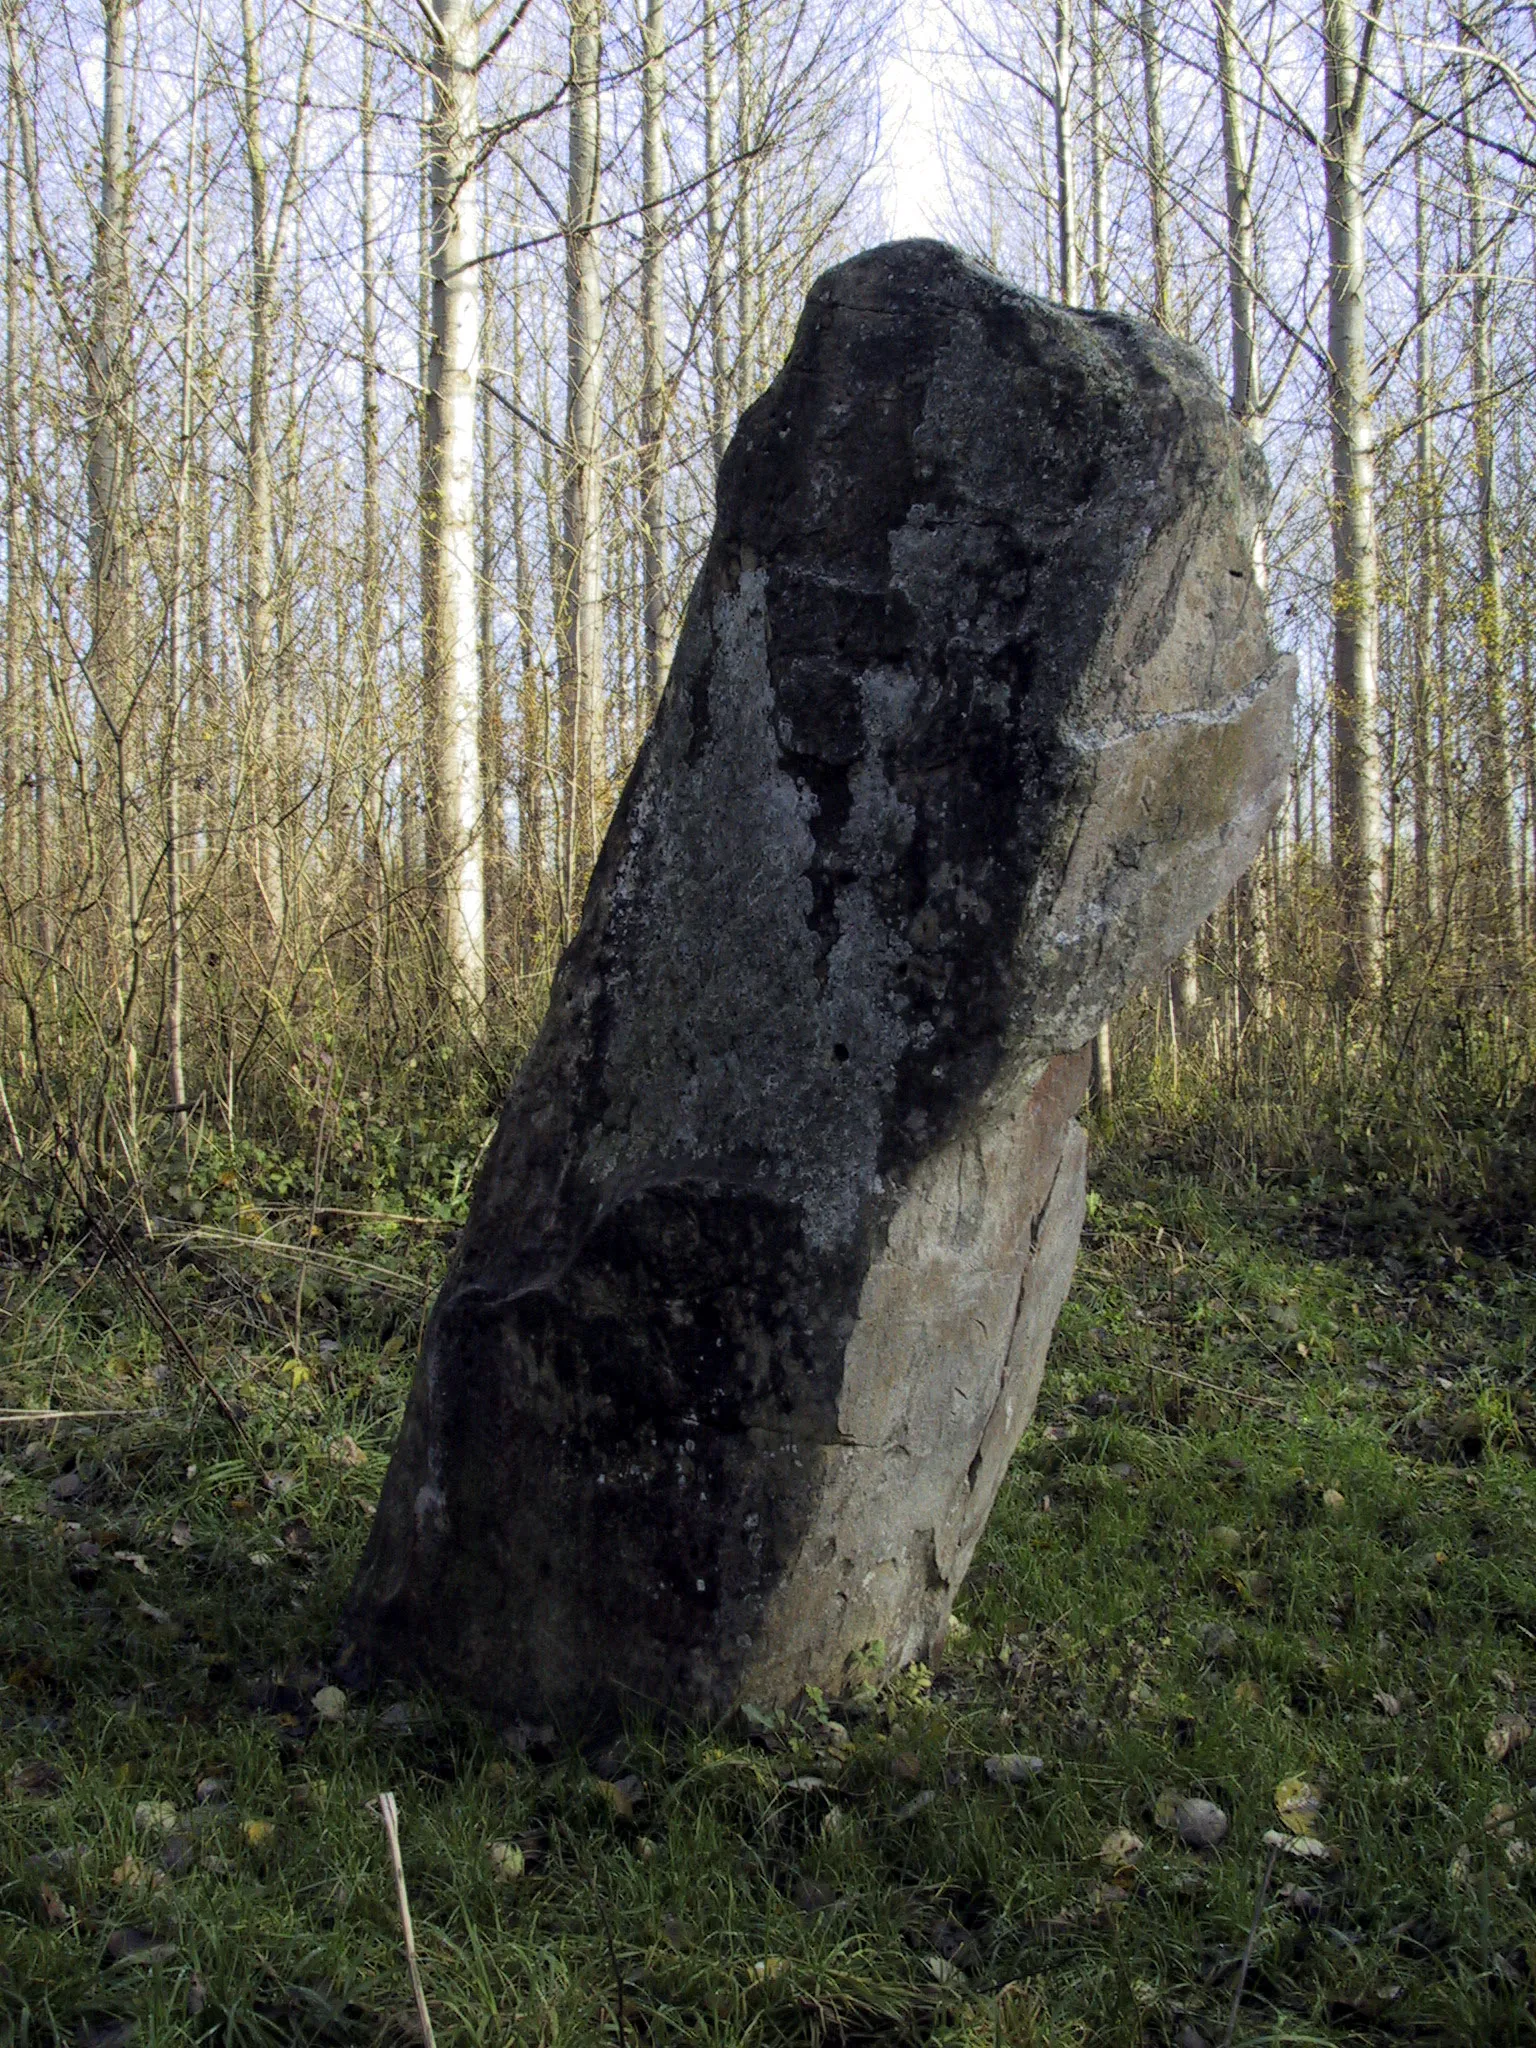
[344,240,1294,1733]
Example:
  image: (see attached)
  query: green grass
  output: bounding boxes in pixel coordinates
[4,1110,1536,2046]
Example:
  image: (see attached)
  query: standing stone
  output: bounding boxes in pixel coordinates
[346,240,1293,1732]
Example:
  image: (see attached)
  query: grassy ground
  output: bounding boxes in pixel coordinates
[4,1098,1536,2046]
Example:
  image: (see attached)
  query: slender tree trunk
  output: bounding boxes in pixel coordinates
[1087,0,1107,307]
[640,0,672,711]
[1215,0,1254,418]
[3,74,22,902]
[1137,0,1170,327]
[166,0,206,1121]
[735,0,755,405]
[509,231,543,966]
[360,0,385,1012]
[1460,49,1513,955]
[241,0,284,932]
[478,173,504,986]
[1323,0,1384,997]
[1216,0,1268,1021]
[1052,0,1078,307]
[422,0,487,1012]
[1409,129,1435,928]
[1091,1017,1113,1113]
[561,0,605,908]
[89,0,135,942]
[703,0,727,467]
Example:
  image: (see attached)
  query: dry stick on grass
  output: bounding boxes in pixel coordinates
[1220,1839,1282,2048]
[0,1408,151,1424]
[376,1791,438,2048]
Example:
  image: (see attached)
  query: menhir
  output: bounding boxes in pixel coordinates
[346,240,1294,1732]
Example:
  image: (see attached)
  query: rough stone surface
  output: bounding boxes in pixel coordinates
[346,239,1294,1732]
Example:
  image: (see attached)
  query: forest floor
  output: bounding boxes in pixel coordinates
[4,1093,1536,2046]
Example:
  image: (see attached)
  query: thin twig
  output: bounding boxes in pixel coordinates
[1220,1840,1281,2048]
[376,1792,437,2048]
[0,1408,152,1424]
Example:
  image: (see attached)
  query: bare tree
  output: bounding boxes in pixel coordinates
[420,0,487,1011]
[561,0,606,913]
[1460,35,1513,953]
[1137,0,1171,327]
[1323,0,1384,996]
[237,0,316,934]
[640,0,672,709]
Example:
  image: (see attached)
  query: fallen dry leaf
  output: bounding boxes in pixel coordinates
[488,1840,525,1880]
[132,1800,179,1836]
[106,1925,175,1965]
[1486,1713,1531,1763]
[1372,1690,1401,1717]
[594,1774,644,1820]
[984,1753,1045,1784]
[894,1789,938,1822]
[1099,1828,1144,1869]
[7,1759,62,1800]
[1262,1828,1333,1863]
[1274,1777,1324,1836]
[311,1685,347,1722]
[38,1882,68,1924]
[77,2020,136,2048]
[242,1819,276,1849]
[168,1520,192,1548]
[1321,1488,1346,1515]
[327,1434,367,1467]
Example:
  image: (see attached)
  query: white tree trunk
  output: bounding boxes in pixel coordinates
[1052,0,1078,307]
[1087,0,1107,307]
[479,171,505,978]
[1409,129,1435,926]
[1215,0,1255,419]
[703,0,727,467]
[1460,50,1513,951]
[561,0,605,902]
[640,0,672,712]
[360,0,386,1007]
[240,0,284,931]
[1323,0,1383,996]
[735,0,755,405]
[1137,0,1170,326]
[166,0,207,1121]
[422,0,487,1011]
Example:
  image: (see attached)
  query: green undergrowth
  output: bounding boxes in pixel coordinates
[4,1102,1536,2046]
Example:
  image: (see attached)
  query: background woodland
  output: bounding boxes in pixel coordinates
[1,0,1535,1187]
